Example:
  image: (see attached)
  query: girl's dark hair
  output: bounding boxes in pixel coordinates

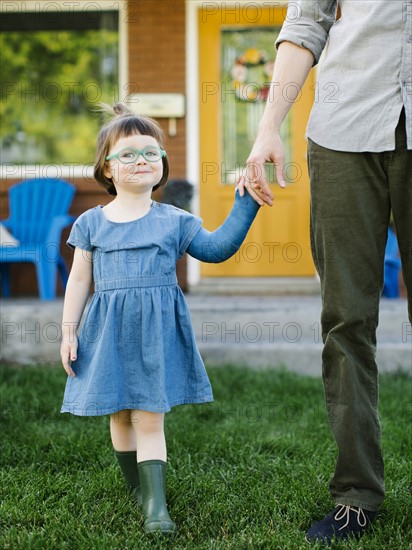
[94,103,169,195]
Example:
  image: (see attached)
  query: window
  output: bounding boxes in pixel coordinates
[0,8,119,165]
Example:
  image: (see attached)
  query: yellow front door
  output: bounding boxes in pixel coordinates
[198,5,315,277]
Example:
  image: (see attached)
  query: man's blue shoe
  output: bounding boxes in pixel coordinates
[305,504,377,546]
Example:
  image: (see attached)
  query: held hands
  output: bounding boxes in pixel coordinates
[237,129,286,207]
[60,334,78,378]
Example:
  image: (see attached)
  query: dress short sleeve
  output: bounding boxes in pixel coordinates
[67,211,93,251]
[177,208,202,258]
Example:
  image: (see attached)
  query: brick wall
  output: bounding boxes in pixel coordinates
[128,0,186,180]
[1,0,187,297]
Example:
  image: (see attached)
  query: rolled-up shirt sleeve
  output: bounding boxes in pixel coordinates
[275,0,339,64]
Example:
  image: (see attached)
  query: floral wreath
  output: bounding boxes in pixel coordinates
[230,48,274,103]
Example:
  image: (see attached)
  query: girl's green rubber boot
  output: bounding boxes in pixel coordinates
[114,450,142,505]
[138,459,176,534]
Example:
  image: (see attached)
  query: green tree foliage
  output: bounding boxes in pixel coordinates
[0,28,118,164]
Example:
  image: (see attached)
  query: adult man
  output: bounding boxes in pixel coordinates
[239,0,411,545]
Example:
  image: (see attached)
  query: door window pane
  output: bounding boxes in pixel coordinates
[221,28,292,184]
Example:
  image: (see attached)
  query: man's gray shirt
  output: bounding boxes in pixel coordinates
[276,0,412,151]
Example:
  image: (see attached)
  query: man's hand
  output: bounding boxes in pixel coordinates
[237,129,286,207]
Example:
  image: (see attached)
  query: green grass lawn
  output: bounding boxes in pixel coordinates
[1,364,411,549]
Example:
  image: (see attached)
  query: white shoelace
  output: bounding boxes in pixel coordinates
[334,505,367,531]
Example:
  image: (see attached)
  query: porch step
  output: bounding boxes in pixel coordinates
[1,296,410,375]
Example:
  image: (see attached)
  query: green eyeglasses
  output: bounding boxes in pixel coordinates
[106,146,167,164]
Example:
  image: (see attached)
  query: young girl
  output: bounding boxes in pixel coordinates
[60,103,261,535]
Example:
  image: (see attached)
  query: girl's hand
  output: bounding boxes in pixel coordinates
[236,182,269,206]
[61,335,78,378]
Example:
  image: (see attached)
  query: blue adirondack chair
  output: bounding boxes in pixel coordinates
[0,179,75,300]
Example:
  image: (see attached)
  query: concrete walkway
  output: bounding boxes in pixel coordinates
[190,294,411,375]
[1,294,411,376]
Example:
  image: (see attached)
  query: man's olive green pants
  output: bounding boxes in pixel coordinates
[307,110,411,511]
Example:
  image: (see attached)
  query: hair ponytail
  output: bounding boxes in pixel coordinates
[112,102,134,117]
